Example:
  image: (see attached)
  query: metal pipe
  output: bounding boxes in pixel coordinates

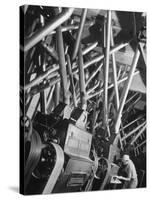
[117,66,122,79]
[135,140,146,150]
[130,123,146,145]
[120,122,126,145]
[84,42,129,69]
[39,17,48,114]
[121,115,144,130]
[42,42,58,61]
[122,93,142,116]
[47,23,121,36]
[103,10,111,128]
[78,44,87,109]
[110,26,120,110]
[49,21,94,35]
[26,66,139,100]
[24,8,74,51]
[54,82,60,107]
[91,103,97,135]
[40,70,47,114]
[50,24,81,35]
[36,37,47,114]
[85,63,103,87]
[72,9,87,60]
[66,54,77,107]
[46,85,55,110]
[114,47,140,133]
[103,18,107,49]
[119,65,129,79]
[87,82,100,95]
[121,121,146,142]
[87,70,139,99]
[24,42,130,91]
[56,19,69,104]
[27,76,61,98]
[125,92,139,105]
[24,67,59,91]
[82,42,98,55]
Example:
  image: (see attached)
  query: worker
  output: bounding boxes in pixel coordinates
[114,154,138,189]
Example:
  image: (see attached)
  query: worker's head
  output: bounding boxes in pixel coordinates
[122,154,130,165]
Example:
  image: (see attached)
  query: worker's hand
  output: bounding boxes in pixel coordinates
[113,175,122,179]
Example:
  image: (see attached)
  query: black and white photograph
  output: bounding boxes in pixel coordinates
[20,4,146,195]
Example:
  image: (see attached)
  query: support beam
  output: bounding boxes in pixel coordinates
[72,9,87,60]
[110,26,120,110]
[24,8,74,51]
[85,63,103,87]
[121,121,146,142]
[120,115,144,130]
[84,42,130,69]
[24,42,130,91]
[66,54,77,107]
[24,65,59,91]
[56,9,69,104]
[78,44,87,109]
[130,124,146,145]
[103,10,111,129]
[135,140,146,150]
[87,70,139,99]
[82,42,98,55]
[114,46,140,133]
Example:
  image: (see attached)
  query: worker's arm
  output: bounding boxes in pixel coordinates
[115,175,131,181]
[114,167,132,181]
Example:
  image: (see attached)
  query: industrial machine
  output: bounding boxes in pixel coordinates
[20,5,146,194]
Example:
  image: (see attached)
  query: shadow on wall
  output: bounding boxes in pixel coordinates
[8,186,19,193]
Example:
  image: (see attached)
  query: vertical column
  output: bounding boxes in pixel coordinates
[103,10,111,131]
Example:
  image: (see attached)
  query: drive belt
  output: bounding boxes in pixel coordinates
[42,142,64,194]
[24,129,42,191]
[24,128,64,194]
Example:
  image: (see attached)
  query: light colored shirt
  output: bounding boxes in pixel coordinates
[124,159,137,180]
